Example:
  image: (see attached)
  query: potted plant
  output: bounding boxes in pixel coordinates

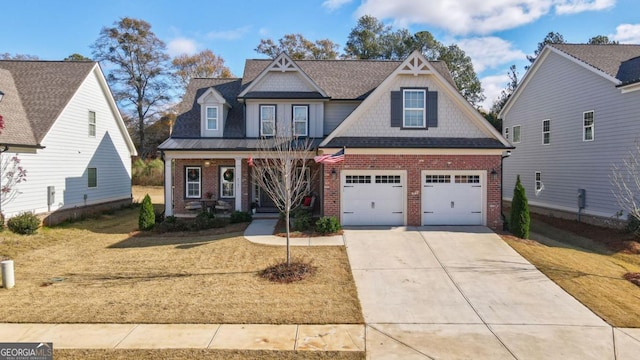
[205,191,214,199]
[251,201,258,214]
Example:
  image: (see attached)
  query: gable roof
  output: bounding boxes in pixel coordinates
[0,60,96,145]
[501,44,640,118]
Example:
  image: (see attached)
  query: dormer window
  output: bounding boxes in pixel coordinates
[206,106,218,130]
[260,105,276,136]
[293,105,308,137]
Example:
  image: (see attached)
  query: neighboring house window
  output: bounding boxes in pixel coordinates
[186,167,201,198]
[403,89,426,128]
[260,105,276,136]
[206,106,218,130]
[535,171,542,191]
[292,105,308,136]
[88,168,97,188]
[542,119,550,145]
[504,127,509,140]
[513,125,521,143]
[220,166,235,198]
[583,111,594,141]
[88,111,96,137]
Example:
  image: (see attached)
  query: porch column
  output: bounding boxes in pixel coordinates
[164,155,173,216]
[235,157,242,211]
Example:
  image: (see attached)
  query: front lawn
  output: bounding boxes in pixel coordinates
[0,206,363,325]
[502,217,640,328]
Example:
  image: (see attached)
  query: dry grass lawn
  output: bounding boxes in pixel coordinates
[132,185,165,205]
[503,219,640,328]
[0,198,363,324]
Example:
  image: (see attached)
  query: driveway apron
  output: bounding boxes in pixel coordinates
[344,226,635,360]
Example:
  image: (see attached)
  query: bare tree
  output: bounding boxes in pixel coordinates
[0,153,27,215]
[611,141,640,226]
[251,135,316,265]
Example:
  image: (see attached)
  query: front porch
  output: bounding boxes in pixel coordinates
[163,154,322,218]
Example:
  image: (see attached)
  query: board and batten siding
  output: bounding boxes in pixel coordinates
[3,68,132,218]
[502,50,640,218]
[324,101,359,135]
[245,101,324,138]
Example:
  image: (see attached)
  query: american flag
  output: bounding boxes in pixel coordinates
[314,148,345,164]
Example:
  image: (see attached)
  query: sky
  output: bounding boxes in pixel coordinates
[2,0,640,110]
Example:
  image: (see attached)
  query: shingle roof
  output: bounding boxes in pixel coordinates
[0,60,96,145]
[324,137,509,149]
[0,69,36,146]
[242,59,457,100]
[550,44,640,83]
[172,78,244,138]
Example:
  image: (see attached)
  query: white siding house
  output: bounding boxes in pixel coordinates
[0,60,137,224]
[500,44,640,223]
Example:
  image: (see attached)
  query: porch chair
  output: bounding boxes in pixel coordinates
[215,200,232,214]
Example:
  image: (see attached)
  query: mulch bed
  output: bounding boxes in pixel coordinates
[259,261,317,283]
[624,272,640,287]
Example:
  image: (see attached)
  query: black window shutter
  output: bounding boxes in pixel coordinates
[390,91,402,127]
[427,91,438,128]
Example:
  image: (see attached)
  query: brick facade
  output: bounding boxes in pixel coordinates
[322,154,503,230]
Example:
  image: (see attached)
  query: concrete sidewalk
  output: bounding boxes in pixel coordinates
[345,226,640,359]
[0,323,365,351]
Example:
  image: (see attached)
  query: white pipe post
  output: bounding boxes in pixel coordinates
[1,260,15,289]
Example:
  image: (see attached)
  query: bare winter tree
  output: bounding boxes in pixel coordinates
[611,140,640,229]
[0,153,27,216]
[251,135,316,265]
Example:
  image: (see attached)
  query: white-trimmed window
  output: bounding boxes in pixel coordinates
[292,105,308,136]
[535,171,542,191]
[583,111,594,141]
[185,167,201,198]
[220,166,235,198]
[206,106,218,130]
[513,125,521,143]
[88,111,96,137]
[88,167,97,188]
[504,127,509,140]
[542,119,550,145]
[260,105,276,136]
[403,89,426,128]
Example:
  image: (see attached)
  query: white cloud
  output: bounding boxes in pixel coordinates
[322,0,353,11]
[457,37,526,73]
[167,37,198,57]
[610,24,640,44]
[207,26,251,40]
[480,74,511,111]
[356,0,615,35]
[555,0,615,14]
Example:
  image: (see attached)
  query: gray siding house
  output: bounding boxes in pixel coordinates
[500,44,640,223]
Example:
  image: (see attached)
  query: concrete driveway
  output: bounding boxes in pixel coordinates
[345,226,640,359]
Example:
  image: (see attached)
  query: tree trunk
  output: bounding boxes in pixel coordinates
[285,208,291,265]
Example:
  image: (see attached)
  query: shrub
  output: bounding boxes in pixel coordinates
[627,214,640,238]
[7,212,40,235]
[315,216,342,234]
[191,212,227,230]
[291,210,312,231]
[510,175,530,239]
[138,194,155,231]
[230,211,252,224]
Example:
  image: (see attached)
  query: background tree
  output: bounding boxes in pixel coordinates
[0,53,39,60]
[527,31,566,68]
[588,35,619,45]
[172,49,233,91]
[92,17,172,157]
[251,135,316,265]
[64,53,92,61]
[491,64,520,116]
[510,175,530,239]
[255,34,339,60]
[344,15,390,59]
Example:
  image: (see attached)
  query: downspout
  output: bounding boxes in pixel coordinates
[501,150,512,231]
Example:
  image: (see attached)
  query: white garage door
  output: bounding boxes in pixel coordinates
[342,173,404,226]
[422,173,483,225]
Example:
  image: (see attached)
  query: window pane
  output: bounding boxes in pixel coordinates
[404,91,424,108]
[88,168,97,188]
[261,106,275,121]
[207,107,217,118]
[404,109,424,127]
[262,120,274,135]
[88,111,96,137]
[294,106,307,121]
[585,127,593,140]
[294,121,307,136]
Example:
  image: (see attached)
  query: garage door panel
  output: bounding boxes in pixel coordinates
[422,173,483,226]
[342,174,404,226]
